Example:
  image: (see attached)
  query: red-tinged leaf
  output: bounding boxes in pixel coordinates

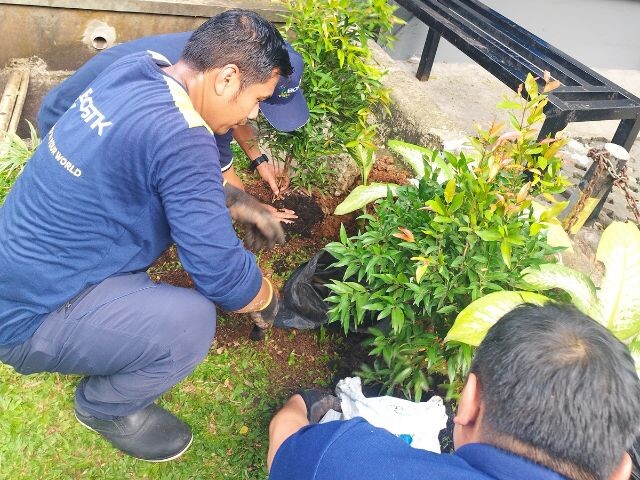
[543,79,562,93]
[497,131,521,144]
[392,227,415,243]
[516,182,531,203]
[500,157,513,167]
[488,121,505,138]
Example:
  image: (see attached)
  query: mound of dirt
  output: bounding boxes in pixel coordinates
[274,191,324,238]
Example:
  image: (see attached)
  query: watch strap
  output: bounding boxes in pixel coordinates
[250,153,269,171]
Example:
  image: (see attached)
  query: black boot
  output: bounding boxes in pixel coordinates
[75,403,193,462]
[249,324,267,341]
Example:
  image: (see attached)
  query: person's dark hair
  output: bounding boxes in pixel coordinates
[471,303,640,480]
[182,9,293,89]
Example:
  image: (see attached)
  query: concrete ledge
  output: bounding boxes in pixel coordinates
[0,1,286,70]
[0,0,286,20]
[370,41,459,151]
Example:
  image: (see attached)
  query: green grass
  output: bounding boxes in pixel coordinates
[0,323,285,479]
[0,123,39,206]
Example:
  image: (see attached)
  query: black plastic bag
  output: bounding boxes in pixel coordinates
[274,250,344,330]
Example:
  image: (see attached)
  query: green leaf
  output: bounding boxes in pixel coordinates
[449,193,464,213]
[394,367,413,384]
[522,264,598,318]
[524,73,539,98]
[336,49,345,68]
[538,201,569,222]
[415,264,428,283]
[596,221,640,340]
[545,218,573,253]
[445,291,549,346]
[500,241,512,268]
[391,307,405,333]
[444,179,456,203]
[387,140,428,179]
[496,99,523,110]
[430,152,456,184]
[423,199,445,216]
[339,224,348,244]
[476,229,502,241]
[334,183,399,215]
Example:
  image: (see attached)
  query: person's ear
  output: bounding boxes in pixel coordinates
[454,373,481,426]
[453,373,482,447]
[608,452,632,480]
[214,64,240,96]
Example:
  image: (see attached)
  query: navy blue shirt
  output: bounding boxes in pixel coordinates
[37,31,234,170]
[270,418,568,480]
[0,52,262,346]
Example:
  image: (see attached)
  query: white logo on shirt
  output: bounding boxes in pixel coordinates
[47,127,82,177]
[71,88,113,136]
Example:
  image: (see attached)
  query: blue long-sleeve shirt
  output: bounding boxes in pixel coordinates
[37,31,234,170]
[0,51,262,346]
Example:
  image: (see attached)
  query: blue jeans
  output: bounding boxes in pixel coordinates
[0,273,216,419]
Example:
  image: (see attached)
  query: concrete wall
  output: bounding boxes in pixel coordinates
[0,0,286,70]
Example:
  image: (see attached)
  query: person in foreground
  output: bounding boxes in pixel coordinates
[0,10,291,462]
[268,304,640,480]
[38,33,309,201]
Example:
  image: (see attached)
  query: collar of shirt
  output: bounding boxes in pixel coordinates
[455,443,568,480]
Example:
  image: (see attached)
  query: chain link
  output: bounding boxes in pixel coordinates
[613,164,640,224]
[565,147,640,230]
[564,148,604,232]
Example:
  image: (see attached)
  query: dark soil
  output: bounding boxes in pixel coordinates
[273,191,324,238]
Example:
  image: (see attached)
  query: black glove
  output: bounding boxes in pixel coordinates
[249,291,279,341]
[299,389,342,424]
[224,183,285,250]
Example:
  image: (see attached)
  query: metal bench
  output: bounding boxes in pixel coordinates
[393,0,640,152]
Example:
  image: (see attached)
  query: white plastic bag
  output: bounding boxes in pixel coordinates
[320,377,448,453]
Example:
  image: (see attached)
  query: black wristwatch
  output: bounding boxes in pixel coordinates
[250,153,269,171]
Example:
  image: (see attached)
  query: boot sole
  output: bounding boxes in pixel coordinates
[75,411,193,462]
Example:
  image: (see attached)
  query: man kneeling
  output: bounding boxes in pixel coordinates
[268,304,640,480]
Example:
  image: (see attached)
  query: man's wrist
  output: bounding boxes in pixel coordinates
[250,153,269,171]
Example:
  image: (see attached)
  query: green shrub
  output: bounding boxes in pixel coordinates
[0,122,39,205]
[325,82,569,400]
[258,0,400,192]
[447,221,640,374]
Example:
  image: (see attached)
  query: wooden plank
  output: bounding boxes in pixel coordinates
[7,69,30,135]
[0,70,23,142]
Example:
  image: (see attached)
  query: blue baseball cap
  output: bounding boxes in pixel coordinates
[260,44,309,132]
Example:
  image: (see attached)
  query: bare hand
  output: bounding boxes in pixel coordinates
[263,204,297,224]
[256,162,290,198]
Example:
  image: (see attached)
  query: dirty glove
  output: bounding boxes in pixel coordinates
[249,286,279,341]
[299,389,342,424]
[224,182,285,250]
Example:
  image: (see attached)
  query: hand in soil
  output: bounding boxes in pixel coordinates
[224,183,285,250]
[256,162,281,196]
[255,162,291,199]
[263,204,298,224]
